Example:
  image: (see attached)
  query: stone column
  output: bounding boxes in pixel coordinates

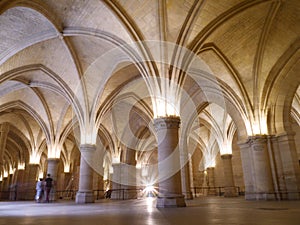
[47,158,60,201]
[97,174,104,196]
[92,171,104,199]
[76,144,95,203]
[47,158,60,182]
[238,140,255,199]
[188,157,195,195]
[276,132,300,200]
[15,169,25,200]
[265,135,282,200]
[64,172,72,189]
[221,154,237,197]
[206,167,216,195]
[180,148,193,199]
[0,124,9,167]
[2,176,8,191]
[27,164,39,200]
[179,138,193,199]
[111,163,122,199]
[250,136,275,200]
[92,171,99,190]
[8,174,15,200]
[154,116,186,208]
[0,124,9,195]
[1,177,9,200]
[58,172,65,191]
[122,148,137,199]
[54,172,64,200]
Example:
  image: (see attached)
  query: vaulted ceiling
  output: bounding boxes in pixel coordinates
[0,0,299,172]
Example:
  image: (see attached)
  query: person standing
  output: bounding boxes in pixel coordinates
[45,174,53,203]
[35,178,44,203]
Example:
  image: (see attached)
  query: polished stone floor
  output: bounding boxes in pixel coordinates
[0,196,299,225]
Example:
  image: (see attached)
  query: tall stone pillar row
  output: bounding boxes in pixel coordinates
[76,144,95,203]
[154,117,186,208]
[221,154,238,197]
[123,148,137,199]
[180,142,193,199]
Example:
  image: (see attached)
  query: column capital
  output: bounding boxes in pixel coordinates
[153,116,180,131]
[80,144,96,152]
[28,163,39,166]
[47,158,60,163]
[206,167,215,171]
[221,154,232,159]
[248,134,268,141]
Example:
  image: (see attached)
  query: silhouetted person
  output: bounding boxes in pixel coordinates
[45,174,53,203]
[104,189,112,199]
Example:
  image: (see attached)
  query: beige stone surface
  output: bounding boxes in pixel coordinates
[0,0,299,205]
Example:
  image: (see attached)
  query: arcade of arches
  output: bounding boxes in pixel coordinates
[0,0,299,208]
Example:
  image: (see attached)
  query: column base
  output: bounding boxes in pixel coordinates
[76,191,94,203]
[224,187,238,197]
[156,195,186,208]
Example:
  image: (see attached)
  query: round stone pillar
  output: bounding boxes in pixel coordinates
[221,154,238,197]
[206,167,216,195]
[47,158,60,202]
[0,124,9,165]
[76,144,95,203]
[250,136,275,200]
[123,148,137,199]
[63,172,72,189]
[276,132,300,200]
[1,177,9,200]
[154,116,186,208]
[2,177,8,191]
[47,158,60,182]
[180,150,193,199]
[111,163,122,200]
[15,169,25,200]
[238,140,255,199]
[27,164,39,200]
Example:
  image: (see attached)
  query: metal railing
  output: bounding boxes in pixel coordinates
[0,188,144,201]
[191,186,244,197]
